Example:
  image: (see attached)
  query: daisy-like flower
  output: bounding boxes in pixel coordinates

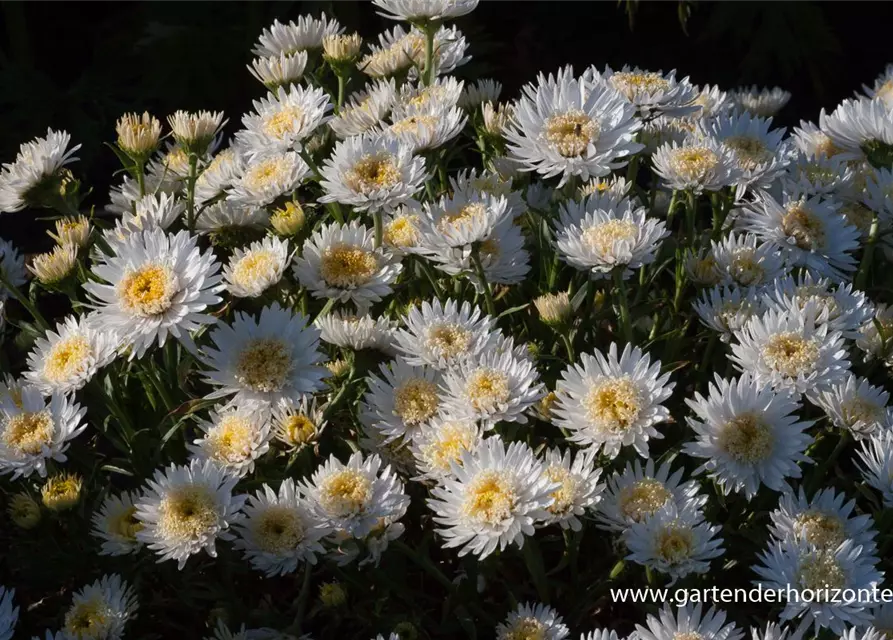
[91,491,144,556]
[200,303,328,406]
[459,78,502,109]
[168,110,226,156]
[30,244,78,286]
[814,375,893,439]
[236,85,332,158]
[683,373,814,499]
[693,285,765,343]
[0,128,80,213]
[329,79,397,139]
[783,152,855,198]
[765,273,872,340]
[301,451,409,538]
[691,84,734,120]
[710,232,789,288]
[361,359,443,442]
[732,86,792,118]
[360,24,469,80]
[196,201,270,235]
[0,238,26,299]
[753,538,882,634]
[135,459,246,569]
[223,236,291,298]
[590,65,698,119]
[49,214,92,248]
[372,0,479,22]
[116,111,162,161]
[195,147,243,205]
[857,430,893,507]
[702,112,792,189]
[539,447,603,531]
[441,346,543,427]
[227,151,310,207]
[293,220,402,310]
[85,228,223,358]
[42,472,82,511]
[0,385,86,479]
[634,604,744,640]
[61,574,137,640]
[736,191,860,280]
[378,104,466,153]
[233,478,331,577]
[505,67,643,185]
[580,630,622,640]
[416,191,512,253]
[316,310,395,352]
[792,120,845,159]
[318,135,426,212]
[115,193,185,238]
[553,192,668,280]
[495,602,569,640]
[24,315,119,395]
[623,502,724,582]
[323,32,363,63]
[855,303,893,363]
[428,437,556,558]
[0,587,16,640]
[188,402,272,478]
[820,98,893,168]
[553,343,674,459]
[272,395,327,452]
[729,307,850,396]
[248,51,308,90]
[382,204,422,253]
[652,136,741,193]
[409,414,482,482]
[252,14,343,57]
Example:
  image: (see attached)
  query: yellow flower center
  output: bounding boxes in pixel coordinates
[439,202,486,232]
[389,114,439,135]
[463,471,517,525]
[110,506,143,540]
[164,147,190,174]
[610,72,671,100]
[255,506,305,553]
[119,264,177,317]
[656,525,694,562]
[795,511,846,550]
[546,465,578,516]
[794,286,838,319]
[425,323,472,359]
[319,469,371,517]
[583,219,639,255]
[724,135,772,171]
[782,202,826,251]
[689,254,720,284]
[393,378,440,425]
[465,368,511,411]
[41,334,93,383]
[320,243,379,288]
[262,105,305,138]
[729,250,765,286]
[537,391,558,419]
[42,474,82,510]
[235,338,293,393]
[384,215,420,247]
[4,410,54,455]
[814,135,843,158]
[344,154,400,194]
[231,249,280,290]
[158,486,218,542]
[675,633,703,640]
[798,552,847,595]
[841,397,883,429]
[281,413,317,445]
[505,618,547,640]
[840,202,874,234]
[65,597,111,638]
[583,377,642,433]
[718,412,774,463]
[762,332,820,377]
[244,155,293,190]
[618,479,671,522]
[668,147,720,183]
[543,110,599,157]
[206,415,255,463]
[421,422,476,473]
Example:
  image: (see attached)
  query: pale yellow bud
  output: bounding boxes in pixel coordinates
[116,112,162,160]
[41,473,83,512]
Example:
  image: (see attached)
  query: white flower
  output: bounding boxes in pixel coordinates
[228,151,310,207]
[580,630,622,640]
[448,167,526,219]
[792,120,844,159]
[24,315,119,395]
[857,430,893,507]
[197,201,270,234]
[301,451,409,538]
[496,602,569,640]
[441,346,543,427]
[233,478,331,577]
[200,303,328,406]
[732,86,792,118]
[634,604,743,640]
[505,67,643,185]
[248,51,308,89]
[590,65,698,119]
[236,84,332,158]
[252,15,343,57]
[85,228,223,358]
[539,447,603,531]
[168,111,226,155]
[61,574,137,640]
[702,112,792,189]
[765,273,872,340]
[0,239,25,300]
[91,491,144,556]
[783,152,855,198]
[710,231,789,288]
[553,343,674,459]
[0,385,86,479]
[820,98,893,168]
[271,395,327,452]
[372,0,479,21]
[293,220,402,310]
[360,25,469,80]
[652,136,742,193]
[753,538,882,634]
[623,502,724,582]
[360,359,444,442]
[553,192,668,280]
[683,373,814,499]
[223,236,291,298]
[409,414,482,482]
[329,79,397,139]
[31,245,78,286]
[736,191,859,280]
[693,285,765,342]
[691,84,734,119]
[427,437,557,558]
[459,78,502,109]
[0,587,16,640]
[318,135,426,212]
[729,307,850,396]
[135,459,246,569]
[188,402,272,478]
[196,147,244,205]
[315,310,395,352]
[378,104,466,153]
[416,191,512,252]
[0,128,80,213]
[855,303,893,363]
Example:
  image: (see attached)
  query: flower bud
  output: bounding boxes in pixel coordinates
[8,492,41,529]
[41,473,83,512]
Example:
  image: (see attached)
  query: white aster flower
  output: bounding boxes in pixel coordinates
[228,151,309,207]
[236,84,332,158]
[857,430,893,507]
[200,303,328,406]
[496,602,569,640]
[693,285,765,342]
[459,78,502,109]
[591,65,698,119]
[248,51,308,90]
[62,574,137,640]
[792,119,846,159]
[553,343,674,459]
[783,152,855,198]
[0,128,80,213]
[855,303,893,364]
[195,147,243,205]
[329,79,397,139]
[732,86,792,118]
[168,110,226,155]
[361,25,469,81]
[372,0,478,21]
[449,168,526,218]
[135,459,246,569]
[85,228,223,358]
[382,204,422,253]
[91,491,144,556]
[0,238,26,300]
[691,84,734,120]
[272,395,327,452]
[233,478,331,577]
[581,630,622,640]
[416,191,512,252]
[188,402,272,478]
[252,15,343,57]
[196,201,270,234]
[814,375,893,439]
[0,587,16,640]
[106,172,179,217]
[30,246,78,286]
[428,437,557,558]
[652,136,742,193]
[0,385,86,479]
[634,604,744,640]
[702,112,792,189]
[683,373,814,499]
[710,231,789,288]
[765,273,872,340]
[409,414,482,482]
[378,104,466,153]
[223,236,291,298]
[315,310,395,352]
[360,359,443,442]
[820,98,893,168]
[539,447,603,531]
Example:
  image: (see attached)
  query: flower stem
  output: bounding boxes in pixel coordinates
[136,160,146,198]
[421,22,437,86]
[186,153,199,233]
[336,73,347,114]
[560,331,575,362]
[613,267,633,344]
[470,244,496,317]
[855,213,880,291]
[0,270,49,331]
[373,208,383,249]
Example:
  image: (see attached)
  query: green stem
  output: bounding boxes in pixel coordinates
[613,268,633,344]
[136,160,146,198]
[336,73,347,114]
[0,270,49,330]
[373,208,383,249]
[855,214,880,291]
[698,333,718,379]
[421,22,437,86]
[685,189,697,241]
[186,154,199,233]
[470,245,496,317]
[292,562,313,632]
[626,153,641,188]
[559,331,575,362]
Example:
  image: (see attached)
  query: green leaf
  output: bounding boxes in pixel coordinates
[610,560,626,579]
[496,303,529,319]
[100,464,134,477]
[521,537,550,604]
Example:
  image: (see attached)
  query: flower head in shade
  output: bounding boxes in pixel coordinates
[539,447,603,531]
[329,79,397,139]
[227,151,310,207]
[821,98,893,168]
[0,587,16,640]
[428,437,557,558]
[301,452,409,539]
[693,285,764,343]
[188,402,272,478]
[460,78,502,109]
[0,385,86,479]
[85,228,223,358]
[223,236,291,299]
[197,201,270,235]
[710,232,789,288]
[372,0,479,22]
[0,238,26,300]
[0,128,80,213]
[701,112,792,189]
[272,395,327,452]
[41,472,83,511]
[857,431,893,507]
[49,214,92,248]
[553,343,674,459]
[30,245,78,286]
[316,310,395,352]
[652,136,742,193]
[62,574,137,640]
[195,147,243,205]
[234,478,331,577]
[591,65,698,119]
[360,359,444,442]
[252,15,343,57]
[168,110,226,156]
[236,84,332,158]
[200,303,328,406]
[505,67,643,185]
[495,602,569,640]
[764,273,872,340]
[91,491,144,556]
[293,220,402,310]
[24,315,119,395]
[683,373,814,499]
[409,414,482,482]
[783,152,855,198]
[814,375,893,439]
[248,51,308,90]
[634,604,744,640]
[318,135,426,212]
[8,491,41,530]
[732,86,792,118]
[792,119,845,159]
[135,459,246,569]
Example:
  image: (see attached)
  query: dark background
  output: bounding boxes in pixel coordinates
[0,0,889,248]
